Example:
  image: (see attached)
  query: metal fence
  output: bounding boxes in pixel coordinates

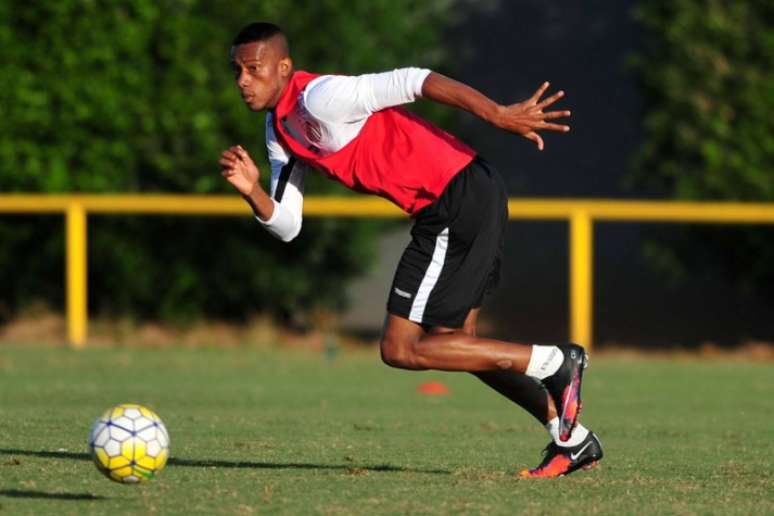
[3,195,774,349]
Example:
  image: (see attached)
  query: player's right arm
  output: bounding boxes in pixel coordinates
[220,117,305,242]
[421,73,571,151]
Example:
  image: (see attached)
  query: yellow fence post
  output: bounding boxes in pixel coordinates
[570,211,593,349]
[66,202,87,348]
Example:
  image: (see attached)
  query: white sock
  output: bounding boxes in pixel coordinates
[546,417,589,447]
[524,345,563,380]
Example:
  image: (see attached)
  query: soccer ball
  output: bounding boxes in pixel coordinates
[88,403,170,484]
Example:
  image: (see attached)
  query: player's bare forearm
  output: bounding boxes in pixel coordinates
[243,183,275,222]
[219,145,275,221]
[421,72,502,124]
[421,72,571,151]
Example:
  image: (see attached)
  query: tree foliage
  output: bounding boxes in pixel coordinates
[0,0,456,323]
[631,0,774,298]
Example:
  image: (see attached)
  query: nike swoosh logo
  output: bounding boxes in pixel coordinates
[570,441,592,461]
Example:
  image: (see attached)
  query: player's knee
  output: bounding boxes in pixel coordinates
[380,336,419,369]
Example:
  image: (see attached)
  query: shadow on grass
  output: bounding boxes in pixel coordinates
[0,489,105,501]
[0,448,449,475]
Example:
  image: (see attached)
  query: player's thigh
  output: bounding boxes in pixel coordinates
[429,308,480,337]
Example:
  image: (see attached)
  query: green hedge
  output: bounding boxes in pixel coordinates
[0,0,456,323]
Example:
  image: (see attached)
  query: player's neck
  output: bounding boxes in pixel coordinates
[266,71,295,111]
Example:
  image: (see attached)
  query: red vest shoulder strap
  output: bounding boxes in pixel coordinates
[272,71,322,160]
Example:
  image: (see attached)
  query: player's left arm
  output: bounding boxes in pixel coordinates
[421,72,570,151]
[303,68,432,123]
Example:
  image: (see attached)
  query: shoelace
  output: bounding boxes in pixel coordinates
[533,443,560,471]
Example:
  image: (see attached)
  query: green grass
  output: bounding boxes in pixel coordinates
[0,345,772,515]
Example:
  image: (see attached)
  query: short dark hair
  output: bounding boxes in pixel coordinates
[232,22,285,46]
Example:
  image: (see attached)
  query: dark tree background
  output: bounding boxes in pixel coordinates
[445,0,773,346]
[1,0,772,345]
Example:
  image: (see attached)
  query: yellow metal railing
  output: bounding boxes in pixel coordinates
[3,195,774,349]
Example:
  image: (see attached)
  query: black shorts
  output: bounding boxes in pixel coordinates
[387,156,508,328]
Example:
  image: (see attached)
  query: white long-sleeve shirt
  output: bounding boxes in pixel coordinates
[258,67,431,242]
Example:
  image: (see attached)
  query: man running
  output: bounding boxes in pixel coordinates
[220,22,603,477]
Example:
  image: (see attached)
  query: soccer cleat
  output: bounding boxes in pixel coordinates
[518,431,604,478]
[540,343,588,441]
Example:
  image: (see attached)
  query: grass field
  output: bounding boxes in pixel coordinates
[0,345,772,515]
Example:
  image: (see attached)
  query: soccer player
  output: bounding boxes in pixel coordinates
[220,22,603,477]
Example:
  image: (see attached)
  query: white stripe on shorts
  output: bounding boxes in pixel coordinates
[409,227,449,323]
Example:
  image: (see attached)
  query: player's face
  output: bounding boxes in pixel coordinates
[230,41,290,111]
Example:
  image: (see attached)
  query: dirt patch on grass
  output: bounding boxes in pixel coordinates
[0,311,66,345]
[0,309,362,352]
[1,308,772,360]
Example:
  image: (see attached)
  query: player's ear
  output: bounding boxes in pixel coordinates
[278,57,293,78]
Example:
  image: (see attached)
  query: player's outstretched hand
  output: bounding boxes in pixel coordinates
[495,82,571,151]
[219,145,260,196]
